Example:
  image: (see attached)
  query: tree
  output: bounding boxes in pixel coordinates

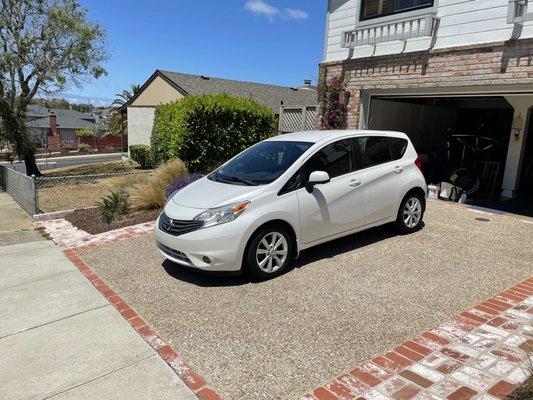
[0,0,107,175]
[111,84,141,108]
[107,83,141,137]
[75,115,106,150]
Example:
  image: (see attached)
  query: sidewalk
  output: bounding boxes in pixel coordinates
[0,192,196,400]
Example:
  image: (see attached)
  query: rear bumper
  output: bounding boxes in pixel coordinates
[155,215,246,272]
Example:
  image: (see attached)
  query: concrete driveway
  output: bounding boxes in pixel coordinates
[79,201,533,400]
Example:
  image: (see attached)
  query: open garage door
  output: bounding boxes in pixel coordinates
[368,96,515,201]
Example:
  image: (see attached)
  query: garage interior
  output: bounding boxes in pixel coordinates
[367,95,533,216]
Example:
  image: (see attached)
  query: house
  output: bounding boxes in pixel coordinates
[122,70,318,149]
[320,0,533,201]
[25,105,96,149]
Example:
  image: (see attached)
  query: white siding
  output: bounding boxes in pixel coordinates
[324,0,533,62]
[127,107,155,151]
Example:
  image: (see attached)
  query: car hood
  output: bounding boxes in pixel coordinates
[170,176,266,209]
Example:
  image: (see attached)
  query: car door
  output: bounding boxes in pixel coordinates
[354,136,405,225]
[297,138,367,245]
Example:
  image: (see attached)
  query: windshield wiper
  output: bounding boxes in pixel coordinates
[218,174,259,186]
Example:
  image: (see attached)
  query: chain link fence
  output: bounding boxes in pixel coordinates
[0,166,38,215]
[35,171,153,213]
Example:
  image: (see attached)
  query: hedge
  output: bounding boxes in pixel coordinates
[151,93,276,172]
[129,144,153,169]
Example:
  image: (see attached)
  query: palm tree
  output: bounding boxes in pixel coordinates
[111,84,141,108]
[107,83,141,139]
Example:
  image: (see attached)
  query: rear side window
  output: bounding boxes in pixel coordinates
[305,139,354,179]
[356,136,392,169]
[389,137,408,160]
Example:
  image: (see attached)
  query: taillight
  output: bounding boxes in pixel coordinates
[415,154,423,172]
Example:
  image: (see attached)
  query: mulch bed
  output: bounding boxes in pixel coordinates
[66,207,161,235]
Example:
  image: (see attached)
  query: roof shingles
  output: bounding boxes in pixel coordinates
[156,70,317,112]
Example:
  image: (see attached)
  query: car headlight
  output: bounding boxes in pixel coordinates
[194,201,251,228]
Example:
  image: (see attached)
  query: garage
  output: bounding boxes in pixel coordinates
[366,94,533,216]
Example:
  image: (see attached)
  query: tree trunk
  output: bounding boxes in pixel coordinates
[0,101,42,176]
[12,114,42,176]
[24,150,41,177]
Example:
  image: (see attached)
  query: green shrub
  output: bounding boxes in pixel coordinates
[129,144,153,169]
[77,143,95,154]
[98,189,130,224]
[151,93,276,172]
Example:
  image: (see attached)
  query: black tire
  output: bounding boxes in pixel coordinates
[245,226,294,280]
[396,192,425,234]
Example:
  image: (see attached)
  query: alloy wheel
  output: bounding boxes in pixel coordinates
[255,231,288,273]
[403,197,422,228]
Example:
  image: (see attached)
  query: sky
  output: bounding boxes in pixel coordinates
[59,0,327,106]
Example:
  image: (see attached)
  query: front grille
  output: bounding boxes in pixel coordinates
[157,243,192,264]
[158,212,204,237]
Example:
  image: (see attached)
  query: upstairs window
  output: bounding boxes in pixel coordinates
[361,0,434,21]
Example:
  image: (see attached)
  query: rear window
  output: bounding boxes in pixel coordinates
[355,136,392,169]
[389,137,408,160]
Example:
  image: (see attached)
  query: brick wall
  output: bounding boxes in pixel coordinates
[80,135,127,150]
[318,39,533,128]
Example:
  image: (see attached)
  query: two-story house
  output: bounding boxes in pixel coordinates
[320,0,533,202]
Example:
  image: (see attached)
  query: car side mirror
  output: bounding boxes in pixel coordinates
[306,171,330,192]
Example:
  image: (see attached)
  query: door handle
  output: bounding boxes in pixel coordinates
[394,166,404,174]
[349,179,362,188]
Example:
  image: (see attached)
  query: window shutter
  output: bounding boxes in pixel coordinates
[363,0,389,18]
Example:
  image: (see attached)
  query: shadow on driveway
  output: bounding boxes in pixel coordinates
[162,222,416,287]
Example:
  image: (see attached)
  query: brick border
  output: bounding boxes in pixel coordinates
[63,249,222,400]
[302,279,533,400]
[36,218,155,253]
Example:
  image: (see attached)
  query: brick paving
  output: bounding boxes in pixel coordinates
[36,218,155,252]
[63,249,221,400]
[302,279,533,400]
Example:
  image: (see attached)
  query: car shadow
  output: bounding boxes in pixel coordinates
[294,223,411,268]
[161,222,424,287]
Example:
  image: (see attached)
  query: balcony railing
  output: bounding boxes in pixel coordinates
[342,15,439,48]
[507,0,532,24]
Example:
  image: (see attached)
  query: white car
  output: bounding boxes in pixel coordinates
[156,130,427,279]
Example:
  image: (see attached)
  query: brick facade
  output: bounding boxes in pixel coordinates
[318,39,533,128]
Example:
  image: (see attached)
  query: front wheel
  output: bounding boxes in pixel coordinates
[396,193,424,233]
[245,227,293,280]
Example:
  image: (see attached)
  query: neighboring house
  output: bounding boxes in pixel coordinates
[122,70,317,149]
[320,0,533,199]
[25,105,96,149]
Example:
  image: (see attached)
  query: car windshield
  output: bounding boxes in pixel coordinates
[209,141,313,186]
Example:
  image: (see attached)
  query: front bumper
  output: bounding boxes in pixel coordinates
[155,215,247,272]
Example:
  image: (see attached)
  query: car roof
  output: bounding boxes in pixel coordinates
[266,130,408,144]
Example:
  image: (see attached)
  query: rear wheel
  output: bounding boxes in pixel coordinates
[245,227,293,280]
[396,193,424,233]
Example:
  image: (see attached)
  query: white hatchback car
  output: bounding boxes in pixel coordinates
[156,130,427,279]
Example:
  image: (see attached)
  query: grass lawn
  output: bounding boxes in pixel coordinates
[43,161,140,177]
[38,162,153,213]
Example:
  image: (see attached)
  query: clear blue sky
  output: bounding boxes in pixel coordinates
[66,0,326,104]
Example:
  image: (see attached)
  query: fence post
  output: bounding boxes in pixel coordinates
[301,106,307,131]
[0,165,5,191]
[31,174,38,216]
[278,106,284,135]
